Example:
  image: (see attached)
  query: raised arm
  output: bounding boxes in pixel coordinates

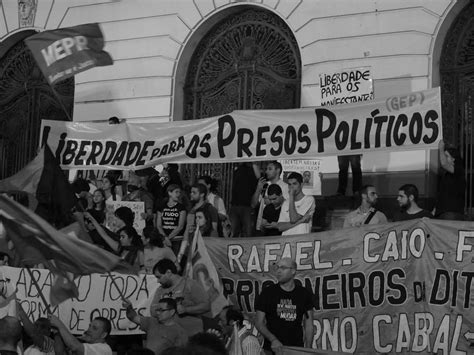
[49,315,84,355]
[439,140,454,173]
[123,299,141,325]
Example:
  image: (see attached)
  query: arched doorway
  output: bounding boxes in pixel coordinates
[0,32,74,180]
[441,3,474,218]
[182,7,301,206]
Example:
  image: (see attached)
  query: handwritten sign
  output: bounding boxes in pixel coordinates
[0,267,158,335]
[280,159,321,195]
[319,67,373,106]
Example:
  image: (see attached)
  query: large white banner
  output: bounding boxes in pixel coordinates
[0,266,158,335]
[40,88,442,169]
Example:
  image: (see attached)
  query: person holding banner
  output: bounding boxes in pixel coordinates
[150,259,210,337]
[276,173,315,236]
[435,140,466,220]
[336,155,362,197]
[255,258,313,354]
[123,297,187,355]
[48,315,112,355]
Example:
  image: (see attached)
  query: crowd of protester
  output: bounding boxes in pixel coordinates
[0,139,469,355]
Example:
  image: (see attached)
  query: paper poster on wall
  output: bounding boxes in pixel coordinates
[319,66,373,106]
[280,159,321,195]
[105,201,145,234]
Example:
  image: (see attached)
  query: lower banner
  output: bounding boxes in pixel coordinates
[0,267,158,335]
[205,218,474,354]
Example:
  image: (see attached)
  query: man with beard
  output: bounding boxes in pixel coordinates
[49,315,112,355]
[393,184,432,221]
[252,161,289,234]
[255,258,313,354]
[150,259,210,337]
[343,185,387,228]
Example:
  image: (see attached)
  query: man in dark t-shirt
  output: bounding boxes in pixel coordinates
[229,163,258,237]
[255,258,313,354]
[261,184,284,236]
[393,184,432,221]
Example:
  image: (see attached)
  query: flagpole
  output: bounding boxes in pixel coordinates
[26,267,52,315]
[50,85,73,121]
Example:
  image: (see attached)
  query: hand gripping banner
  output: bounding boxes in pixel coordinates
[204,219,474,354]
[40,88,442,169]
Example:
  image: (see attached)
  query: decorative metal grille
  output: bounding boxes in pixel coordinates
[0,39,74,179]
[182,8,301,207]
[441,3,474,218]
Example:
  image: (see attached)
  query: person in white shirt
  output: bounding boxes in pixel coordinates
[49,316,112,355]
[251,161,289,233]
[275,172,315,236]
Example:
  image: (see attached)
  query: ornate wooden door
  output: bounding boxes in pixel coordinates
[183,8,301,207]
[441,3,474,218]
[0,38,74,180]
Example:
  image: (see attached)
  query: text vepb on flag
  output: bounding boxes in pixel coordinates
[25,23,113,85]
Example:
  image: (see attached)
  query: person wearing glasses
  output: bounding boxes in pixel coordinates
[150,259,210,337]
[123,297,187,355]
[255,258,314,355]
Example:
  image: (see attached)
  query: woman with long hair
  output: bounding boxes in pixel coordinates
[435,140,466,220]
[117,225,143,271]
[87,188,106,224]
[195,207,218,238]
[141,226,176,274]
[102,174,122,202]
